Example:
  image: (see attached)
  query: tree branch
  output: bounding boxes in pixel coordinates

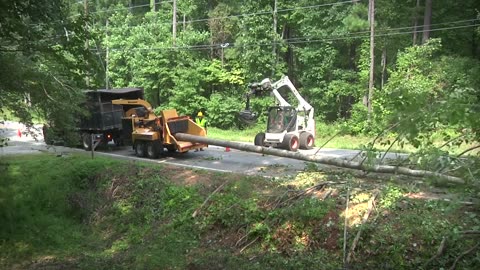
[314,130,343,155]
[449,242,479,270]
[457,145,480,158]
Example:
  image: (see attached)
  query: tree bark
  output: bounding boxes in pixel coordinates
[367,0,375,122]
[381,47,386,89]
[412,0,420,45]
[150,0,156,12]
[172,0,177,46]
[271,0,278,77]
[422,0,432,44]
[175,133,465,184]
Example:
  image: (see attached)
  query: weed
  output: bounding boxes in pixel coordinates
[2,154,479,270]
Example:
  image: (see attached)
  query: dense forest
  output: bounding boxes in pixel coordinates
[1,0,480,148]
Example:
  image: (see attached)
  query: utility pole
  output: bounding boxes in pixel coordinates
[271,0,278,77]
[172,0,177,46]
[367,0,375,122]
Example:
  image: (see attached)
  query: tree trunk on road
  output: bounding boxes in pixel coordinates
[175,133,465,184]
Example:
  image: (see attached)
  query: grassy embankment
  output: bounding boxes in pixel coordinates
[1,154,479,269]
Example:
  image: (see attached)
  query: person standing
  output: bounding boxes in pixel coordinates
[195,111,207,151]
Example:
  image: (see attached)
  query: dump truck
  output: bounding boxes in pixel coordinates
[111,99,208,158]
[43,87,144,149]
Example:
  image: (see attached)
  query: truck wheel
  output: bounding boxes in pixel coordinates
[82,133,92,151]
[300,132,314,150]
[134,141,146,157]
[254,132,265,146]
[42,124,53,145]
[146,141,163,159]
[282,134,299,152]
[114,138,123,147]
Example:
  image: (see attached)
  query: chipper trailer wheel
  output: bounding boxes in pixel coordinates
[282,134,299,152]
[134,141,147,157]
[146,141,163,159]
[299,132,315,150]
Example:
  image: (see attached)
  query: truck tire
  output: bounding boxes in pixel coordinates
[299,132,314,150]
[114,138,123,147]
[282,134,299,152]
[82,133,92,151]
[42,124,53,145]
[146,141,163,159]
[134,141,146,157]
[254,132,265,146]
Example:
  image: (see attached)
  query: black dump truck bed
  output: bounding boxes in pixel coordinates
[80,88,144,131]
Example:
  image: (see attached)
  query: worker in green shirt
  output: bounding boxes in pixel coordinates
[195,111,207,151]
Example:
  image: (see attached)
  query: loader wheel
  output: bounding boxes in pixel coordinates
[254,132,265,146]
[82,133,92,151]
[282,134,299,152]
[300,132,315,150]
[146,141,163,159]
[135,141,146,157]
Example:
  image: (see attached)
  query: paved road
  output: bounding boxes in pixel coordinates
[0,123,404,177]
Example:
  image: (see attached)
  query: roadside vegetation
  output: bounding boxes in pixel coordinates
[1,154,479,269]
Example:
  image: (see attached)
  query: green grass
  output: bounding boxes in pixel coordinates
[1,154,479,269]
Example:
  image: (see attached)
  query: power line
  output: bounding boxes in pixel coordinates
[87,22,479,53]
[184,0,357,24]
[285,18,480,42]
[286,23,480,45]
[26,18,480,51]
[28,1,175,26]
[89,1,174,15]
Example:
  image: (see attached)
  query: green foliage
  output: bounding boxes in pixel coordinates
[378,39,480,150]
[2,154,480,269]
[206,94,243,128]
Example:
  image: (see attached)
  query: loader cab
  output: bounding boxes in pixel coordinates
[266,106,297,133]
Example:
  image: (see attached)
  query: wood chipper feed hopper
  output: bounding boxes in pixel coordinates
[161,109,208,153]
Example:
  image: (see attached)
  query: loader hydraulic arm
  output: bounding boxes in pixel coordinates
[248,75,313,113]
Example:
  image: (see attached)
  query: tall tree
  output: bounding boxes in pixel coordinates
[422,0,432,44]
[367,0,375,122]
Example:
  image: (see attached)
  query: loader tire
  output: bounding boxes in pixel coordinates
[299,132,314,150]
[282,134,299,152]
[254,132,265,146]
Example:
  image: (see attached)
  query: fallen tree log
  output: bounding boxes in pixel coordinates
[175,133,465,184]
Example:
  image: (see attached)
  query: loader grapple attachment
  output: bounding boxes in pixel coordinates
[239,109,258,124]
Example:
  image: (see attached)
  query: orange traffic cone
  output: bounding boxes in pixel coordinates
[17,129,22,138]
[225,147,231,152]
